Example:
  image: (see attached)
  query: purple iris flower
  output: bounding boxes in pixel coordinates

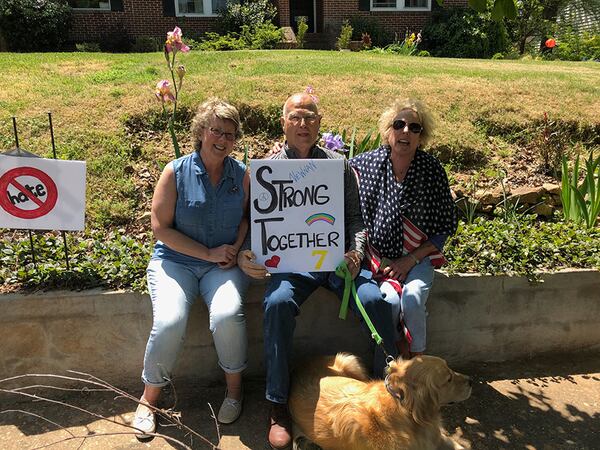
[322,132,346,152]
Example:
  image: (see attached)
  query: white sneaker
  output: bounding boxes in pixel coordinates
[217,390,243,424]
[133,403,156,438]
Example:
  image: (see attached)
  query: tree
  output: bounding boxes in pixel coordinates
[435,0,518,20]
[505,0,600,54]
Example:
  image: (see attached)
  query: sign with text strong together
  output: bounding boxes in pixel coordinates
[250,159,344,273]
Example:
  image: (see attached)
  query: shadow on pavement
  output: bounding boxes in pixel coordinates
[1,353,599,449]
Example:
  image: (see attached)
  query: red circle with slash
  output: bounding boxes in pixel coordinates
[0,167,58,219]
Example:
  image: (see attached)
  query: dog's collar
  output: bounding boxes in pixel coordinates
[384,374,404,401]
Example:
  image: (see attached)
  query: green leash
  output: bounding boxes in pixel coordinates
[335,260,385,347]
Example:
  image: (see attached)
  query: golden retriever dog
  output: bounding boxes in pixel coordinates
[289,353,472,450]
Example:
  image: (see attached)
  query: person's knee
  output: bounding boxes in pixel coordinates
[264,285,296,314]
[402,282,429,310]
[153,313,186,341]
[356,283,385,309]
[211,302,245,332]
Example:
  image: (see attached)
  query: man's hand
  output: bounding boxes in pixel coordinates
[237,250,269,279]
[267,141,285,157]
[343,250,362,280]
[382,256,415,282]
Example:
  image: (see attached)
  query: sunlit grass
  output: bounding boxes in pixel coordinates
[0,50,598,227]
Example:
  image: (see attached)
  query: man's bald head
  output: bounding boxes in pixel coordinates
[282,93,319,118]
[280,93,322,157]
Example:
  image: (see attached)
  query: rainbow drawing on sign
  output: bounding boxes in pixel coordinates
[305,213,335,226]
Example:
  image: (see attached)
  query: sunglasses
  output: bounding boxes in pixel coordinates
[208,127,236,142]
[392,119,423,134]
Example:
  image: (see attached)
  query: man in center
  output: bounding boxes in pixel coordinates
[237,93,398,450]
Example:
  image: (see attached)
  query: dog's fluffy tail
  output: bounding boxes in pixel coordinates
[328,353,370,381]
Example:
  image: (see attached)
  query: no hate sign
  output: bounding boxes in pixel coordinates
[0,155,86,231]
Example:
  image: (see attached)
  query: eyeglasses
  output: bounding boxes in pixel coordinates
[392,119,423,134]
[287,114,319,126]
[208,127,236,141]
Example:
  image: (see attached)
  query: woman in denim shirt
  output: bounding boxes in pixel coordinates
[134,99,250,436]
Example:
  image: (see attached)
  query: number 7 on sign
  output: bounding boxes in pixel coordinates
[311,250,328,270]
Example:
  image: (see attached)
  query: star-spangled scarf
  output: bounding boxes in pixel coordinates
[350,146,457,259]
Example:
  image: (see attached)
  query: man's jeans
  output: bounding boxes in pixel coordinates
[142,258,249,387]
[263,267,397,404]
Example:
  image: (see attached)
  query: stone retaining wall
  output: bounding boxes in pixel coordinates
[1,270,599,386]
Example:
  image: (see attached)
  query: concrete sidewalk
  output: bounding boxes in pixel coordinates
[1,352,599,450]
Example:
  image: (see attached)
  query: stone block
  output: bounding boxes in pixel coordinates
[542,183,561,195]
[507,186,543,205]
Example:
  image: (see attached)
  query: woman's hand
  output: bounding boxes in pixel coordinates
[382,256,415,282]
[208,244,238,266]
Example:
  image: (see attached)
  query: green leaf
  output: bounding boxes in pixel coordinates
[499,0,517,19]
[571,186,590,227]
[469,0,488,13]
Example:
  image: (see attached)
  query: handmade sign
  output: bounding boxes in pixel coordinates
[250,159,344,273]
[0,155,86,231]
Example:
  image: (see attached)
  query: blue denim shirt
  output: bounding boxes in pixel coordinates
[153,151,246,265]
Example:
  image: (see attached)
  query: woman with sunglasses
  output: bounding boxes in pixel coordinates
[349,98,457,359]
[133,99,250,437]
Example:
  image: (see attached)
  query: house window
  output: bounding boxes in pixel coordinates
[371,0,430,10]
[68,0,111,9]
[175,0,233,16]
[372,0,396,7]
[405,0,428,7]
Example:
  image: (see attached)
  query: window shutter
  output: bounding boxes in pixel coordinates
[111,0,124,11]
[359,0,370,11]
[163,0,176,17]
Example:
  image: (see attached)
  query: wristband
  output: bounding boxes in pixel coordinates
[408,253,420,265]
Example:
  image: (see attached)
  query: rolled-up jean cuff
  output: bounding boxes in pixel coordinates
[219,360,248,374]
[140,375,173,388]
[266,394,287,404]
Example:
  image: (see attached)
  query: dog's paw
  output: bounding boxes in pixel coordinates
[293,436,323,450]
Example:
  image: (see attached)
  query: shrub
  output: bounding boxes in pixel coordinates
[76,42,101,52]
[98,24,131,52]
[337,20,353,50]
[217,0,277,34]
[349,15,393,47]
[199,24,282,51]
[0,0,72,51]
[131,36,162,53]
[198,32,247,51]
[417,50,431,57]
[241,23,283,50]
[422,7,510,58]
[296,16,308,49]
[553,29,600,61]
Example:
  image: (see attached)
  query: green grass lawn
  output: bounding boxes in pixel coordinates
[0,50,599,227]
[1,50,599,290]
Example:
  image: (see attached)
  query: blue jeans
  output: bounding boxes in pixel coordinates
[380,258,434,353]
[142,258,249,387]
[263,267,397,404]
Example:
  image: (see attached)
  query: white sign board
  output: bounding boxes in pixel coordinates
[0,155,86,231]
[250,159,344,273]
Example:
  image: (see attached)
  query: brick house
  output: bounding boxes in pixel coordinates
[68,0,468,46]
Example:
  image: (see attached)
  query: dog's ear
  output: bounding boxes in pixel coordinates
[399,360,441,426]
